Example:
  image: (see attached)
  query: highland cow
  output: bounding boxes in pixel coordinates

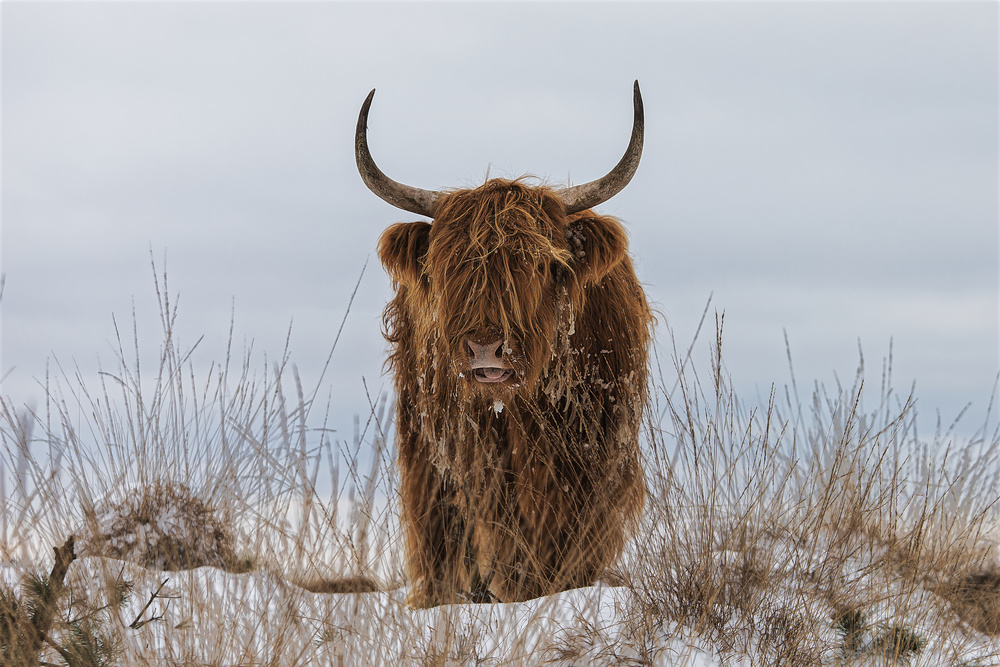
[356,82,653,608]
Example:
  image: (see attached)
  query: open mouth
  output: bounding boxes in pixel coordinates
[472,368,513,383]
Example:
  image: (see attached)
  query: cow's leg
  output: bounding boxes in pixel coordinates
[475,458,560,601]
[457,518,492,603]
[399,454,469,608]
[487,444,616,602]
[467,562,496,603]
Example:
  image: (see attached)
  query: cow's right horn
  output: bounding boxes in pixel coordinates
[356,89,441,218]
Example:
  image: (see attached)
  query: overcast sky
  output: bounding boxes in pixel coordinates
[3,2,997,442]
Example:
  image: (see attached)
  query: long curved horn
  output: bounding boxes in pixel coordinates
[356,89,440,218]
[557,81,644,215]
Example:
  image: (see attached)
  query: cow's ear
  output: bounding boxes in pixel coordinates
[567,214,628,284]
[378,221,431,286]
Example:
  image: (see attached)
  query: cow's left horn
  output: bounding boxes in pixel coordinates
[356,89,441,218]
[557,81,644,215]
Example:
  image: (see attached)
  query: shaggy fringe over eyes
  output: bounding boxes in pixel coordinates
[426,179,576,374]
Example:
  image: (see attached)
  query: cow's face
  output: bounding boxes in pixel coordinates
[379,179,629,397]
[357,84,642,400]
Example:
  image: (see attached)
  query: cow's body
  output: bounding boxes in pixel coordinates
[358,84,652,607]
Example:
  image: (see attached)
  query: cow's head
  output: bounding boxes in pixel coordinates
[357,83,643,397]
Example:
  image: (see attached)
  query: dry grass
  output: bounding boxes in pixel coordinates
[605,312,1000,665]
[0,273,998,665]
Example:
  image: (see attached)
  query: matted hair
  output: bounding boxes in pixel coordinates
[378,177,653,606]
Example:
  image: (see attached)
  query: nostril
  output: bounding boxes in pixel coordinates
[464,338,507,363]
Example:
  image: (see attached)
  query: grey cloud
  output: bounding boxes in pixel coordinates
[3,2,996,437]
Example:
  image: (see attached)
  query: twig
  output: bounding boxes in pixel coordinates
[129,578,171,630]
[40,626,75,664]
[28,536,76,655]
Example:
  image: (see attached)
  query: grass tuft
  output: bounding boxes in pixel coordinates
[873,624,925,660]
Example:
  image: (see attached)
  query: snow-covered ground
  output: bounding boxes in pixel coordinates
[2,529,996,667]
[1,556,722,665]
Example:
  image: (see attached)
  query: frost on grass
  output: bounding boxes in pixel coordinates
[79,481,246,572]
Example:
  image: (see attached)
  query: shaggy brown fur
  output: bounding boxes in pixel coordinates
[378,178,653,608]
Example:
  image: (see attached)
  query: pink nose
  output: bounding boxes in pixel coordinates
[464,339,506,367]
